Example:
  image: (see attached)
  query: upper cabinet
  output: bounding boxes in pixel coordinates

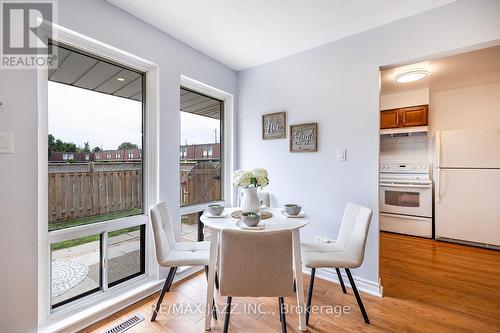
[380,105,428,129]
[380,109,400,129]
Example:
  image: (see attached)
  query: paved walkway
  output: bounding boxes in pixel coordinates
[52,231,141,305]
[52,224,207,305]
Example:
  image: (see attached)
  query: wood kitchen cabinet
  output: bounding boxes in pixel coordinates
[380,105,428,129]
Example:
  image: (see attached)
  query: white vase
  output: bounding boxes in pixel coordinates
[241,187,260,213]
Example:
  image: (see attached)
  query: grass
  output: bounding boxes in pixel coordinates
[49,208,142,231]
[50,209,142,251]
[51,225,141,251]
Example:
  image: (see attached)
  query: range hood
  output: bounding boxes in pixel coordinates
[380,126,428,136]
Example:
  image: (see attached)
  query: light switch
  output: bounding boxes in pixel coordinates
[0,133,14,153]
[336,148,346,161]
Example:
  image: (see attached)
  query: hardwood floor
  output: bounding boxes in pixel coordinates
[80,232,500,332]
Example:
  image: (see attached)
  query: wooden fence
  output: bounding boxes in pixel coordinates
[185,162,221,206]
[48,162,142,223]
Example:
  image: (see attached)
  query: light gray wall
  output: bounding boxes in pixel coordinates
[0,1,237,332]
[237,0,500,284]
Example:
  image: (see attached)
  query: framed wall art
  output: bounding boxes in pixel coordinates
[262,111,286,140]
[290,122,318,152]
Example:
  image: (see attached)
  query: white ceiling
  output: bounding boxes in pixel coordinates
[381,45,500,95]
[107,0,454,71]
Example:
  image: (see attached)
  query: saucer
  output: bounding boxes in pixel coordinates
[236,220,265,230]
[281,210,306,218]
[204,212,227,218]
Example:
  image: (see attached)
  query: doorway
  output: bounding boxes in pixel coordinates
[377,44,500,329]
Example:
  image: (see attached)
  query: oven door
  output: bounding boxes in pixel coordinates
[379,182,432,217]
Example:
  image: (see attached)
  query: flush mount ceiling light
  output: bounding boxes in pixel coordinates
[394,69,429,83]
[116,77,125,81]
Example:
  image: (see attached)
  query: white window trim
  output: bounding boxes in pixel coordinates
[179,75,235,216]
[37,22,160,329]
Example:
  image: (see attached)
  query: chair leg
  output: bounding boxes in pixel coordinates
[345,268,370,324]
[204,266,218,320]
[279,297,287,333]
[223,297,232,333]
[293,279,296,292]
[205,265,219,290]
[305,268,316,326]
[335,268,347,294]
[151,266,177,321]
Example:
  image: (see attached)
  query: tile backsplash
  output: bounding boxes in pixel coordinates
[380,133,428,163]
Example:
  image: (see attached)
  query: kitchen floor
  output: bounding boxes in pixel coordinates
[81,232,500,332]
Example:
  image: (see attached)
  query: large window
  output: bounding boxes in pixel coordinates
[47,42,145,309]
[180,88,223,241]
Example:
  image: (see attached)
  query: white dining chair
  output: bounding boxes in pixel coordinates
[149,201,218,322]
[301,202,373,325]
[237,189,270,207]
[219,229,294,333]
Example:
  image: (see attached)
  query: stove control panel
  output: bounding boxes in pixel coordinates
[380,163,429,173]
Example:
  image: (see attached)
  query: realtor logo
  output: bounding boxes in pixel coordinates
[1,1,57,68]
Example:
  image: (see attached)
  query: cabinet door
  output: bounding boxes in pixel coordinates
[401,105,428,127]
[380,110,400,129]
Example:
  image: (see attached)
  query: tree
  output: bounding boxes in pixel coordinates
[65,142,77,152]
[48,134,78,152]
[92,146,102,152]
[54,139,65,151]
[83,142,91,153]
[117,142,138,150]
[48,134,56,151]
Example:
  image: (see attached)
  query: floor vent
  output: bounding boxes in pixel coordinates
[103,314,144,333]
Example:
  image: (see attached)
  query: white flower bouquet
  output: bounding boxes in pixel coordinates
[232,168,269,188]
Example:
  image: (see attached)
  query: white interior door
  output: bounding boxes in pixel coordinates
[435,169,500,246]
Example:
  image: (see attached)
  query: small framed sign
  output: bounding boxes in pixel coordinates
[290,122,318,152]
[262,111,286,140]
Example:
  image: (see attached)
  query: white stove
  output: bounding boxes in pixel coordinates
[379,162,432,238]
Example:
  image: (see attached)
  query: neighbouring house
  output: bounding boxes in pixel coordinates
[49,151,94,162]
[49,149,142,162]
[180,143,220,160]
[94,149,141,161]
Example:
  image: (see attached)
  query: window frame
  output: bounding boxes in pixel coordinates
[179,77,235,245]
[37,22,160,326]
[179,85,227,209]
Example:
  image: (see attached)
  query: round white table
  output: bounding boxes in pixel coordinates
[200,207,309,331]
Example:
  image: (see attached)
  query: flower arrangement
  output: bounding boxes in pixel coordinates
[232,168,269,188]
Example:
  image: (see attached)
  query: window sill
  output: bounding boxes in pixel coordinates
[180,201,226,215]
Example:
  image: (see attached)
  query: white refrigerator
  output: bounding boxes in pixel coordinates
[435,128,500,248]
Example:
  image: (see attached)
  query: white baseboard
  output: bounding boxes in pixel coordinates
[304,267,383,297]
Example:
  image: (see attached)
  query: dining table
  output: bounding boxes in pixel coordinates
[200,206,310,331]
